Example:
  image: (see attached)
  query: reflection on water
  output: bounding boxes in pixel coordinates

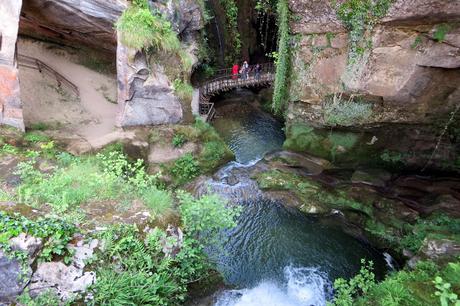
[212,100,285,164]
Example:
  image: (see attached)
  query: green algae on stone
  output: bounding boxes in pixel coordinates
[254,169,376,216]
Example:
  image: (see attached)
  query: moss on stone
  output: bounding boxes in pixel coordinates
[254,169,375,216]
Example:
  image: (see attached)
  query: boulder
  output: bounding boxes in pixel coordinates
[29,262,95,301]
[408,238,460,267]
[264,150,332,175]
[0,251,31,304]
[9,233,43,264]
[116,41,183,127]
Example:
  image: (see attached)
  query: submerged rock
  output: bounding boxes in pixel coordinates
[264,150,332,175]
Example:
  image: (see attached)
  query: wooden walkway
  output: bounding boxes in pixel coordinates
[199,63,275,121]
[17,54,79,97]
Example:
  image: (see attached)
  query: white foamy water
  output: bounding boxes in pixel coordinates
[215,267,332,306]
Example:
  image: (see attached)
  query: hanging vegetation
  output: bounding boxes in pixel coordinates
[219,0,241,63]
[116,0,180,52]
[271,0,291,115]
[333,0,394,63]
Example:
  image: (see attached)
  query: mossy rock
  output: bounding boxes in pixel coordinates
[283,122,380,165]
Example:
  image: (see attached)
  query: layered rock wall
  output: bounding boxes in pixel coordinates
[0,0,24,131]
[116,0,204,126]
[287,0,460,126]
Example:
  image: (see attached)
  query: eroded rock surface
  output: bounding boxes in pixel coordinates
[288,0,460,125]
[28,240,98,301]
[19,0,126,52]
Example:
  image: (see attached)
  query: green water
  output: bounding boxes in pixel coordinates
[208,92,388,306]
[213,98,285,164]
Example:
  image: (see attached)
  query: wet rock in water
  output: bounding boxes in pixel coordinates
[264,150,332,175]
[351,169,392,187]
[0,251,31,304]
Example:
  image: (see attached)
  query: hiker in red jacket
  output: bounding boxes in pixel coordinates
[232,64,239,79]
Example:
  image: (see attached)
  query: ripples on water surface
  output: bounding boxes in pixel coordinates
[213,103,285,164]
[208,94,386,305]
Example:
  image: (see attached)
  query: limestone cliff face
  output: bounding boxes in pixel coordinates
[287,0,460,126]
[284,0,460,170]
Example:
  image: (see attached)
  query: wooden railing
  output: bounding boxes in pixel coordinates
[17,54,79,97]
[199,63,275,121]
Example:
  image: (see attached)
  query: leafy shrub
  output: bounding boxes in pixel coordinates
[29,122,50,131]
[178,191,241,245]
[173,79,194,103]
[0,144,19,155]
[324,94,373,126]
[90,222,218,305]
[17,289,64,306]
[0,212,76,264]
[40,141,56,158]
[15,150,161,214]
[334,0,394,62]
[24,132,50,143]
[329,259,376,306]
[332,259,460,306]
[171,153,200,183]
[91,226,184,305]
[16,159,119,213]
[172,134,186,148]
[434,276,460,306]
[199,140,232,173]
[400,214,460,253]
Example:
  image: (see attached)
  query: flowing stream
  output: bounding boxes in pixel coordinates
[202,91,387,306]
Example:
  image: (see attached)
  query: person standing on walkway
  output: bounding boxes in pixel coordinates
[232,63,239,80]
[242,61,249,80]
[255,63,261,80]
